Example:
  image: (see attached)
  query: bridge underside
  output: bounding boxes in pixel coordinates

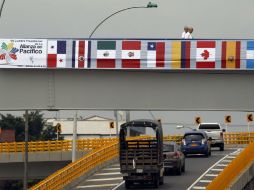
[0,70,253,111]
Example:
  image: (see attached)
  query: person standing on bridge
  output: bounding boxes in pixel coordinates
[185,27,193,39]
[182,26,189,39]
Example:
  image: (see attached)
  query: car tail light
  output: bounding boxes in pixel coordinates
[182,139,186,145]
[220,132,223,139]
[201,138,207,144]
[173,152,180,159]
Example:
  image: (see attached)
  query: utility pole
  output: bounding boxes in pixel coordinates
[72,111,77,162]
[114,110,119,136]
[23,110,29,190]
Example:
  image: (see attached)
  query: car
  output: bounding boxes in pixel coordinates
[197,123,225,151]
[163,142,185,175]
[180,131,211,157]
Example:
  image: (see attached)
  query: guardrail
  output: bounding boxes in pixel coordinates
[206,141,254,190]
[29,141,119,190]
[1,132,254,153]
[0,138,117,153]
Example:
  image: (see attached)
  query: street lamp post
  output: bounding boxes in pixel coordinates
[89,2,158,38]
[0,0,6,18]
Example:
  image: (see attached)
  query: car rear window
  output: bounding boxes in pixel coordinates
[184,134,204,141]
[163,144,174,152]
[199,124,220,129]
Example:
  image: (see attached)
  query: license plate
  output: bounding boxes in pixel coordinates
[191,144,198,147]
[136,169,143,173]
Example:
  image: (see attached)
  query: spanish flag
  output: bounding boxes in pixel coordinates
[221,41,241,69]
[171,41,191,69]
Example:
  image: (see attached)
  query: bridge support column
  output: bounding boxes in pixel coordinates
[24,110,29,190]
[72,111,77,162]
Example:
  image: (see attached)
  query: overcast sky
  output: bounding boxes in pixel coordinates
[0,0,253,39]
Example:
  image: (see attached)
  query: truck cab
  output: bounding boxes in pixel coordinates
[197,123,225,151]
[119,120,164,189]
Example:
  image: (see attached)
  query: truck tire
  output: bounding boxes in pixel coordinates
[181,162,185,172]
[176,164,182,175]
[220,144,224,151]
[154,178,159,188]
[125,180,131,189]
[205,150,209,157]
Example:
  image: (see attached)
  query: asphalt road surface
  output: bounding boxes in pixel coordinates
[74,148,237,190]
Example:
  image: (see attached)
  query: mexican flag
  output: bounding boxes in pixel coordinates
[97,41,116,68]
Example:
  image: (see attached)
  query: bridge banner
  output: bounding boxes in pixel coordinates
[0,38,254,70]
[0,39,47,68]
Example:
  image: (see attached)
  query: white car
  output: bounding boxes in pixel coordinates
[197,123,225,151]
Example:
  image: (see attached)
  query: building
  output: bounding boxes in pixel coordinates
[46,115,125,140]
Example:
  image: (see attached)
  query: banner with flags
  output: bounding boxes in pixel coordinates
[96,41,116,68]
[221,41,241,69]
[72,40,91,68]
[196,41,216,68]
[121,41,141,68]
[0,39,47,68]
[171,41,191,69]
[147,42,165,68]
[246,41,254,69]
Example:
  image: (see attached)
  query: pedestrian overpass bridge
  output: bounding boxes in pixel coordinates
[0,133,253,189]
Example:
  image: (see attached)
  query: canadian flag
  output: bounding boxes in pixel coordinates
[196,41,216,68]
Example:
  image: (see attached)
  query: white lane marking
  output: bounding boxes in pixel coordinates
[76,184,118,188]
[103,168,120,171]
[205,174,218,177]
[95,172,121,176]
[112,180,125,190]
[227,156,236,159]
[192,186,206,189]
[221,159,232,162]
[216,164,228,167]
[211,168,223,171]
[199,180,212,183]
[187,148,241,190]
[87,177,123,182]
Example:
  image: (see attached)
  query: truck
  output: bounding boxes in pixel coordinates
[197,123,225,151]
[119,120,164,189]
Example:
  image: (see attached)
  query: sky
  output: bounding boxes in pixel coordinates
[0,0,253,134]
[0,0,254,39]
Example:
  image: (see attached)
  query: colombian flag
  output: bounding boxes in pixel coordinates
[171,41,191,69]
[221,41,241,69]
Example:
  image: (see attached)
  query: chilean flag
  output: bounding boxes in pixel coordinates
[196,41,216,68]
[147,42,165,68]
[121,41,141,68]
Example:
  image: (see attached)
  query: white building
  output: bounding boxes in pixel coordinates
[46,115,125,140]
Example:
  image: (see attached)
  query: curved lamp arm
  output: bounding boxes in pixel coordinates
[0,0,6,18]
[89,2,157,38]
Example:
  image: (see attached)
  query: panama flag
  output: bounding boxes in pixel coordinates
[196,41,216,68]
[121,41,141,68]
[47,40,67,68]
[72,40,91,68]
[246,41,254,69]
[147,42,165,68]
[97,41,116,68]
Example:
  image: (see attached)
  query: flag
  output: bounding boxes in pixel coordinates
[72,40,91,68]
[122,41,141,68]
[196,41,216,68]
[221,41,241,69]
[96,41,116,68]
[147,42,165,68]
[47,40,67,68]
[246,41,254,69]
[171,41,191,69]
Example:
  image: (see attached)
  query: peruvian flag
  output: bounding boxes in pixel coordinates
[196,41,216,68]
[121,41,141,68]
[147,42,165,68]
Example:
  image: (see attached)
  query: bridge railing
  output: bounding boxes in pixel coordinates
[1,132,254,153]
[206,141,254,190]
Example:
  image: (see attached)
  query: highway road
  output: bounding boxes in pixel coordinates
[74,148,238,190]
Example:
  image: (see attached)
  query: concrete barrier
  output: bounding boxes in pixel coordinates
[229,160,254,190]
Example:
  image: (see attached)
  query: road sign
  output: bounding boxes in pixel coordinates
[225,115,231,123]
[110,122,114,129]
[195,117,201,125]
[247,114,253,122]
[56,123,61,133]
